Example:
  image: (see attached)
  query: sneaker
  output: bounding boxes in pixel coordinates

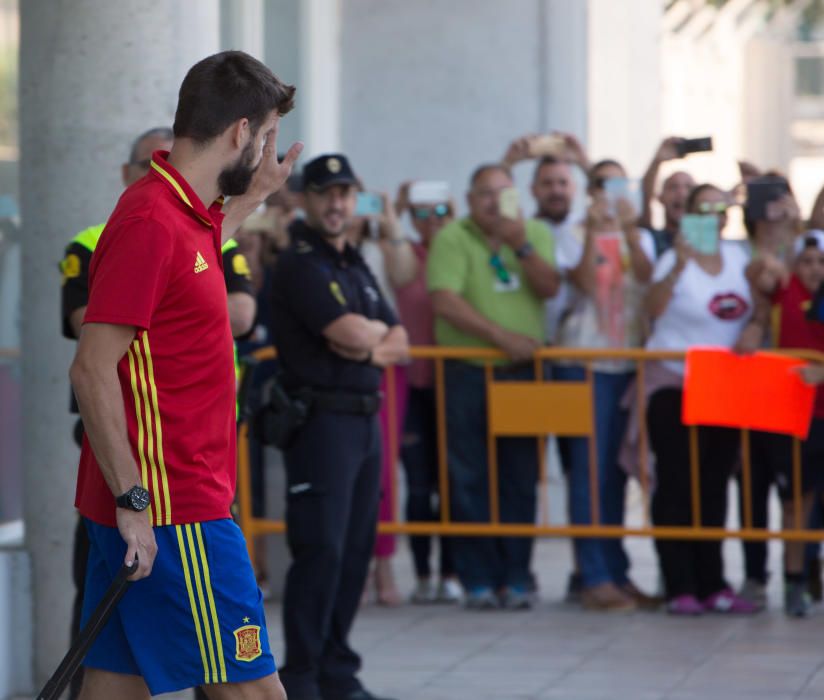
[565,572,583,604]
[580,582,637,612]
[410,579,437,604]
[785,582,812,618]
[501,585,534,610]
[436,578,462,604]
[464,586,499,610]
[702,588,759,614]
[667,594,704,616]
[738,578,768,611]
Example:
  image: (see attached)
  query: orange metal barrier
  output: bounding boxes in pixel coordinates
[236,346,824,560]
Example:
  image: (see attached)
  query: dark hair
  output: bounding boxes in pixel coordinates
[469,163,511,188]
[128,127,173,164]
[532,155,568,183]
[586,159,624,190]
[743,173,792,238]
[173,51,296,143]
[686,183,724,213]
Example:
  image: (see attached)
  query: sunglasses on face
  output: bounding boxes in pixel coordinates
[697,201,728,214]
[412,204,450,220]
[489,254,511,284]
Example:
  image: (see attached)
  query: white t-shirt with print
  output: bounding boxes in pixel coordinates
[646,241,752,375]
[555,224,656,372]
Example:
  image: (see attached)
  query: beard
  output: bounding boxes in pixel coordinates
[218,141,257,196]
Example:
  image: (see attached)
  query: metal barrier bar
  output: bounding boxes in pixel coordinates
[740,428,753,531]
[689,425,701,527]
[435,357,450,524]
[236,346,824,550]
[792,437,803,531]
[635,359,650,527]
[585,361,600,526]
[484,362,500,524]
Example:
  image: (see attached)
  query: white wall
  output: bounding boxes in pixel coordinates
[338,0,544,210]
[0,526,32,700]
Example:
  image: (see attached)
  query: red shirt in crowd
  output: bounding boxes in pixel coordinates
[772,274,824,419]
[75,151,236,527]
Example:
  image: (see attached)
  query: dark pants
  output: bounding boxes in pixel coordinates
[444,361,538,591]
[280,410,381,700]
[738,430,784,584]
[648,388,739,600]
[401,386,454,579]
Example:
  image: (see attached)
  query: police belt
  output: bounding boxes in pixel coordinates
[310,390,382,415]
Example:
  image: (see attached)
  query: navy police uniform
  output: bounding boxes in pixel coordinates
[271,155,397,700]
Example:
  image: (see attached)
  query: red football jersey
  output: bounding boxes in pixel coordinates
[75,151,236,526]
[772,274,824,419]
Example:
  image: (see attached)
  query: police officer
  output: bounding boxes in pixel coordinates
[272,154,409,700]
[60,126,257,700]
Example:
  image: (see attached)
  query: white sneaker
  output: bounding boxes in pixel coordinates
[437,578,463,604]
[410,579,437,604]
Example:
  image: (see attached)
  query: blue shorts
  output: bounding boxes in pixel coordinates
[81,518,276,695]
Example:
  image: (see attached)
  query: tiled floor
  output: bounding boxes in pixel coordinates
[156,524,824,700]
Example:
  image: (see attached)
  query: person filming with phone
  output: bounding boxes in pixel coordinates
[427,163,559,610]
[553,159,656,611]
[643,183,757,615]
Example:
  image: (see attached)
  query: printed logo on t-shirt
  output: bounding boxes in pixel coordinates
[194,251,209,274]
[494,273,521,293]
[708,292,749,321]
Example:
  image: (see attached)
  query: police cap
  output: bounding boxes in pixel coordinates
[301,153,358,192]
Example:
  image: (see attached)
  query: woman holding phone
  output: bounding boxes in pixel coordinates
[644,183,757,615]
[555,159,656,611]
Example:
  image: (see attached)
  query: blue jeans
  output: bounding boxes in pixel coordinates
[444,361,539,590]
[555,365,633,588]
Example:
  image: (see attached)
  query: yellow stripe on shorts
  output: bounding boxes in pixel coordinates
[176,525,211,684]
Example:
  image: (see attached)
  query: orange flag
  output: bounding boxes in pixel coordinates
[683,348,815,439]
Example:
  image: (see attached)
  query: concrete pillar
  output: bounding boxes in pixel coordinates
[19,0,218,686]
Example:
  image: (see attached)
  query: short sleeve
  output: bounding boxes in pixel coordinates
[638,228,656,264]
[427,223,468,293]
[652,249,677,283]
[222,248,255,296]
[275,254,351,336]
[555,226,584,269]
[60,242,94,339]
[83,218,174,331]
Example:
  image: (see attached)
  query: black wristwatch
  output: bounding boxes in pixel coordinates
[116,485,151,512]
[515,242,535,259]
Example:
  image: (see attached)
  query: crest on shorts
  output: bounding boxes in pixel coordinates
[233,624,262,662]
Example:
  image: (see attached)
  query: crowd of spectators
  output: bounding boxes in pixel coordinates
[236,132,824,619]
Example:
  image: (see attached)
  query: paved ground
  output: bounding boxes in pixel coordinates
[22,462,824,700]
[156,529,824,700]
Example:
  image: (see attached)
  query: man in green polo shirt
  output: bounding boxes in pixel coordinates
[428,163,560,610]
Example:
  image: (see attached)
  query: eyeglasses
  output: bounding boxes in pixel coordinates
[412,204,449,220]
[697,202,728,214]
[489,254,511,284]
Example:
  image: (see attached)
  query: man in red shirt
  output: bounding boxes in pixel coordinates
[69,51,301,698]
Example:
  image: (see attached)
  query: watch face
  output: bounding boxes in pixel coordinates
[130,487,151,511]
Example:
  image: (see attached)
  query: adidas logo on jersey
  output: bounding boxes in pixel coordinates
[194,251,209,274]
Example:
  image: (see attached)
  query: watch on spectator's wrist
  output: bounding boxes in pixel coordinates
[116,485,151,512]
[515,242,535,260]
